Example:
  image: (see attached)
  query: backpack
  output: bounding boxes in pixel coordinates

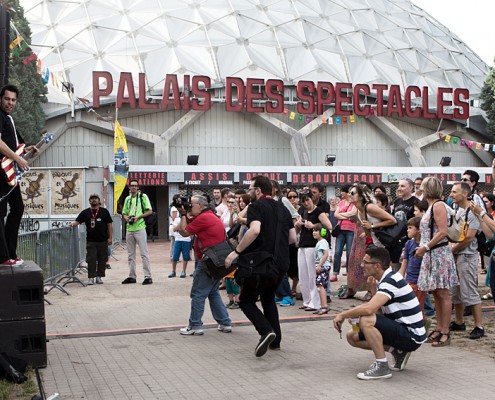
[139,194,157,230]
[364,203,407,248]
[430,201,468,243]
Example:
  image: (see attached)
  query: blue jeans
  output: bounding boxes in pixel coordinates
[333,230,354,275]
[275,273,292,298]
[188,261,231,328]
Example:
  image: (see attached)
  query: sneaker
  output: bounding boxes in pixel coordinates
[225,300,234,308]
[449,321,466,331]
[330,275,338,282]
[390,349,411,371]
[87,278,94,285]
[1,259,14,266]
[469,326,485,340]
[168,271,176,278]
[95,276,103,284]
[122,277,136,284]
[279,297,295,307]
[180,326,204,335]
[179,271,186,278]
[142,277,153,285]
[229,302,240,309]
[11,258,24,266]
[357,361,392,380]
[217,324,232,333]
[255,331,276,357]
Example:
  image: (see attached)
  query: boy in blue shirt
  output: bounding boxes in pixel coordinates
[399,216,426,321]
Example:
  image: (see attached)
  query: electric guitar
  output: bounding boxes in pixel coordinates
[1,130,54,187]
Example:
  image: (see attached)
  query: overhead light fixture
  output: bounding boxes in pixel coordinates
[325,154,336,166]
[187,155,199,165]
[439,156,451,167]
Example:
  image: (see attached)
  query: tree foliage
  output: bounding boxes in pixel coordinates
[481,64,495,137]
[2,0,47,144]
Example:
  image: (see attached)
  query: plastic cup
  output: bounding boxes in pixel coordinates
[351,318,360,332]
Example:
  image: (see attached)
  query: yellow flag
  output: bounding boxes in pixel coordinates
[113,121,129,213]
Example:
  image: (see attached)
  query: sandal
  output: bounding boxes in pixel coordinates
[426,330,441,343]
[338,288,355,299]
[316,307,330,315]
[299,305,308,310]
[304,307,317,312]
[482,292,493,300]
[432,332,451,347]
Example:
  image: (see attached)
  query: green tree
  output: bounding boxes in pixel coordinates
[2,0,47,144]
[481,64,495,137]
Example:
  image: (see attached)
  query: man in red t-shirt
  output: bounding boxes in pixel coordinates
[177,195,232,335]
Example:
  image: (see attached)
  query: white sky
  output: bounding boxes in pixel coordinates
[413,0,494,66]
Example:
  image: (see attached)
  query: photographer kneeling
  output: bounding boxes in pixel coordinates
[177,195,232,335]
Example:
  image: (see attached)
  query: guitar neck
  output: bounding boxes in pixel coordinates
[23,133,48,162]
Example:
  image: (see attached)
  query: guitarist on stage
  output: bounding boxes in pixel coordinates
[0,84,38,266]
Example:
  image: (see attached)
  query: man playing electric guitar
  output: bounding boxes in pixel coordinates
[0,84,38,266]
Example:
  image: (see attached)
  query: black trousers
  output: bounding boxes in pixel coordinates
[239,275,283,347]
[0,181,23,263]
[86,241,108,278]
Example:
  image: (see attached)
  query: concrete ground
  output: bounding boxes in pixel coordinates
[41,241,495,399]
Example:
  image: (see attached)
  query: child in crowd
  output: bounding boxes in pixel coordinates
[313,223,331,315]
[414,200,428,218]
[169,217,191,278]
[224,269,240,309]
[399,217,427,319]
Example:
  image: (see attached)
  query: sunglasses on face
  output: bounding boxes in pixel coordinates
[461,178,471,182]
[287,195,298,199]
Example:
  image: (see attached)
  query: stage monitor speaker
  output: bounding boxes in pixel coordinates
[0,262,44,322]
[0,319,47,368]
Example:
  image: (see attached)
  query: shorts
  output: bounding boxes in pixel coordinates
[315,265,330,288]
[358,314,422,352]
[450,253,481,306]
[225,277,240,295]
[173,240,191,262]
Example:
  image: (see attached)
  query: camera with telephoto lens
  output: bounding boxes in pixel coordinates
[128,216,136,225]
[173,196,192,211]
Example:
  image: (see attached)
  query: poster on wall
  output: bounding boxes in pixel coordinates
[20,170,48,215]
[51,169,84,215]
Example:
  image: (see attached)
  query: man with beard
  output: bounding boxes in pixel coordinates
[225,176,296,356]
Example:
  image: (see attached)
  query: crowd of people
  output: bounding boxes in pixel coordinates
[67,171,493,380]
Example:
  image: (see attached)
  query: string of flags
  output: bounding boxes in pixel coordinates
[282,108,369,125]
[439,132,495,151]
[8,22,67,99]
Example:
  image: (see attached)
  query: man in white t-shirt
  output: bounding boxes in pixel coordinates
[169,217,192,278]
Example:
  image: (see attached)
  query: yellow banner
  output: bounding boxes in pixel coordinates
[113,121,129,213]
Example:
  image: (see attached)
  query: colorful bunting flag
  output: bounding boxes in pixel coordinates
[485,144,490,151]
[322,117,327,123]
[445,135,451,143]
[289,112,295,120]
[452,137,459,144]
[305,116,311,123]
[335,117,341,125]
[328,117,333,125]
[475,142,481,150]
[298,114,303,122]
[350,115,355,123]
[468,141,473,149]
[461,139,466,146]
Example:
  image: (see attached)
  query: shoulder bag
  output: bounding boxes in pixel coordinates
[140,194,157,229]
[199,237,236,280]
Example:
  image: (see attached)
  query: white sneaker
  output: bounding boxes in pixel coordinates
[87,278,94,285]
[179,326,204,335]
[95,277,103,284]
[217,324,232,333]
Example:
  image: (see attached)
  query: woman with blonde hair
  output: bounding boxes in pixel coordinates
[414,176,458,347]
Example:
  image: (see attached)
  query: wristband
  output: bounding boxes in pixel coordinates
[424,244,430,252]
[234,248,242,255]
[480,211,486,219]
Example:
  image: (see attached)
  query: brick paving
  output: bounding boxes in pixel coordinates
[41,241,495,399]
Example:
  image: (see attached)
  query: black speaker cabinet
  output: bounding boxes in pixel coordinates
[0,261,44,321]
[0,319,47,368]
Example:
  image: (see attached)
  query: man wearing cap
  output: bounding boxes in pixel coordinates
[71,194,113,285]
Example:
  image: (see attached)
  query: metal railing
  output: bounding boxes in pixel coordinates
[17,226,86,302]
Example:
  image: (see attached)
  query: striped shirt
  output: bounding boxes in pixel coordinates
[377,267,427,344]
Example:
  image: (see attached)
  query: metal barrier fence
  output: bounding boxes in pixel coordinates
[18,226,86,301]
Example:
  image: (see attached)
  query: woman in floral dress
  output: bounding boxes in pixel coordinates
[415,177,458,347]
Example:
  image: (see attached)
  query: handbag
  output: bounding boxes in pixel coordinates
[234,251,280,286]
[331,222,341,238]
[199,238,236,280]
[365,203,406,248]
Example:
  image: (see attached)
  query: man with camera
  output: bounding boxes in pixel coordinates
[177,195,232,335]
[121,180,153,285]
[225,176,296,357]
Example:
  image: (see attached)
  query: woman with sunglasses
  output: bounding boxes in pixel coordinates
[294,192,332,311]
[339,183,396,299]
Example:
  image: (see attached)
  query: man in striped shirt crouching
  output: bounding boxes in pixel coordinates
[333,246,427,380]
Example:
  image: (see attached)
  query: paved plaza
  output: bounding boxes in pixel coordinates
[41,241,495,399]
